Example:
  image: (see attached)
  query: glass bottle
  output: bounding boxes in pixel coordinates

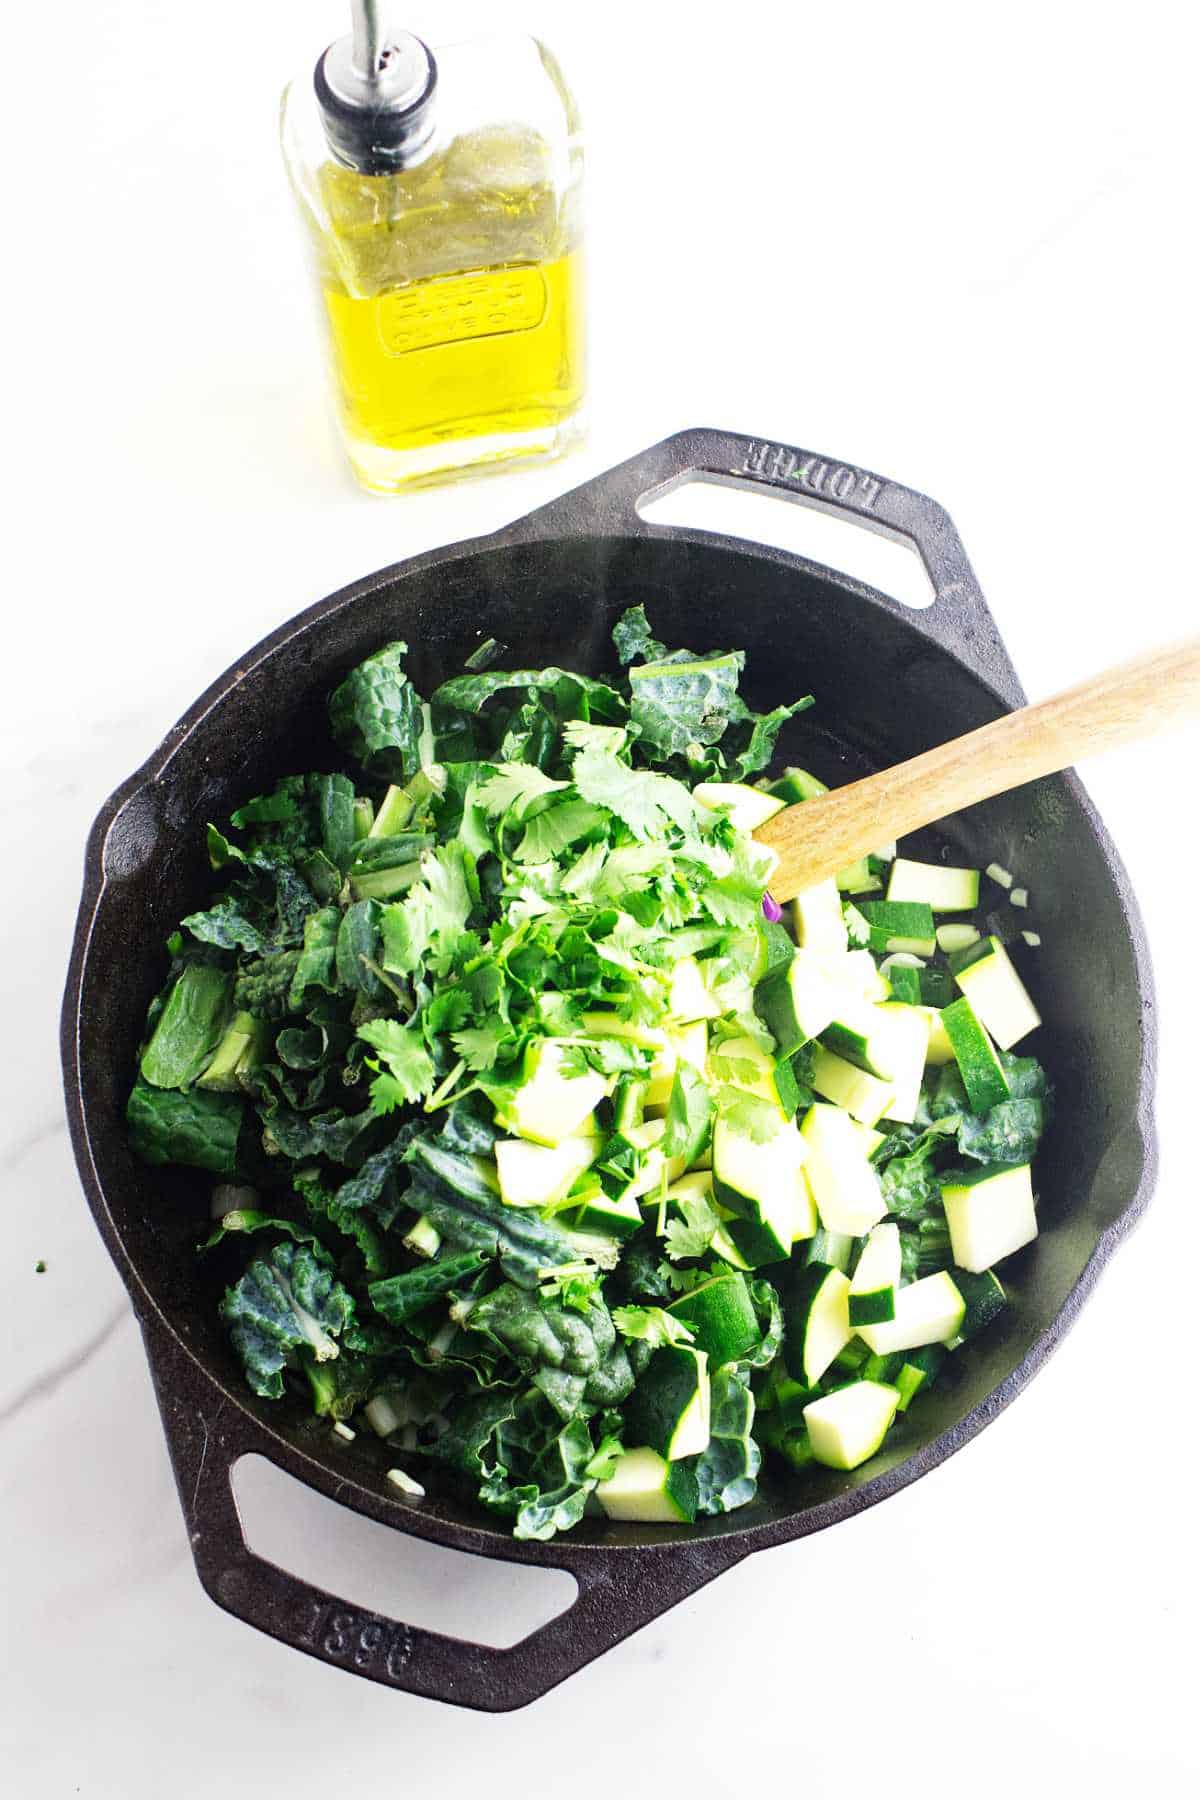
[281,3,586,493]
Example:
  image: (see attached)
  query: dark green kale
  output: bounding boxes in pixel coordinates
[329,641,423,781]
[219,1240,357,1399]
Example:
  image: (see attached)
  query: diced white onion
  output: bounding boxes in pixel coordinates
[1010,887,1029,908]
[387,1467,426,1498]
[365,1395,405,1438]
[986,862,1013,889]
[879,952,926,971]
[332,1421,356,1442]
[1021,930,1042,948]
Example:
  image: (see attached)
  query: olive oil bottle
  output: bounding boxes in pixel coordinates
[282,4,585,493]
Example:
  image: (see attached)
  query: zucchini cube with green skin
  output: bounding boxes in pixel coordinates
[782,1262,852,1385]
[595,1446,700,1523]
[499,1039,611,1146]
[712,1113,813,1262]
[693,780,786,833]
[886,858,980,913]
[768,766,828,803]
[570,1184,643,1239]
[858,900,937,958]
[803,1380,901,1471]
[873,1003,931,1125]
[799,1103,887,1236]
[625,1345,711,1461]
[856,1270,967,1354]
[810,1045,895,1127]
[950,1267,1007,1342]
[668,1271,761,1365]
[791,880,848,954]
[941,997,1011,1113]
[951,935,1042,1050]
[941,1161,1037,1272]
[819,1000,898,1079]
[754,949,844,1058]
[494,1132,599,1210]
[916,1004,955,1065]
[711,1032,800,1119]
[849,1222,901,1326]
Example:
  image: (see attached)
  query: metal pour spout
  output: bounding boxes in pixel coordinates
[350,0,386,84]
[314,1,438,173]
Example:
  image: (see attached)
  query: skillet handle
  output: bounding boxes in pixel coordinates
[506,427,1026,710]
[141,1314,747,1712]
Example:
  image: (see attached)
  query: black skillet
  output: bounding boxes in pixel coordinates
[61,428,1156,1710]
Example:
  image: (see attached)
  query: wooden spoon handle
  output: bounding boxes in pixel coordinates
[756,636,1200,900]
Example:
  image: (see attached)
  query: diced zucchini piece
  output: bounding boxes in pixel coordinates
[755,948,843,1056]
[842,948,891,1002]
[693,781,786,833]
[857,1271,966,1354]
[941,997,1011,1113]
[595,1446,699,1523]
[849,1120,886,1159]
[894,1344,946,1411]
[951,936,1042,1050]
[767,767,828,803]
[712,1113,811,1261]
[805,1227,855,1272]
[872,1003,931,1125]
[810,1045,895,1128]
[498,1039,611,1146]
[668,1271,761,1364]
[668,956,722,1023]
[858,900,937,958]
[887,859,980,912]
[820,1000,896,1078]
[916,1005,955,1065]
[803,1380,900,1470]
[494,1132,599,1209]
[625,1346,711,1461]
[799,1103,887,1236]
[782,1263,852,1385]
[952,1268,1007,1340]
[791,880,849,954]
[571,1184,644,1239]
[942,1163,1036,1272]
[849,1222,901,1326]
[836,856,882,895]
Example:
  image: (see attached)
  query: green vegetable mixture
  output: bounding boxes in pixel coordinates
[127,609,1049,1537]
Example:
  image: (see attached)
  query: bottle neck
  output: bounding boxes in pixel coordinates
[314,25,438,174]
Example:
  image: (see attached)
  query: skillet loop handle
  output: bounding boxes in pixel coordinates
[510,427,1026,710]
[142,1316,745,1711]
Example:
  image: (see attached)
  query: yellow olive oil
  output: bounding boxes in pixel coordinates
[322,249,584,481]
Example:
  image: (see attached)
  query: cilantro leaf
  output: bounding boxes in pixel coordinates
[477,763,569,818]
[571,747,697,840]
[356,1019,435,1108]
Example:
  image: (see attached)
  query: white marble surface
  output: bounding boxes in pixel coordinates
[4,0,1198,1790]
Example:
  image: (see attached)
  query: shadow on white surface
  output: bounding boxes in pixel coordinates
[638,475,937,609]
[231,1452,577,1648]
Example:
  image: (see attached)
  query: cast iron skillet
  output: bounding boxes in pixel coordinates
[61,428,1156,1711]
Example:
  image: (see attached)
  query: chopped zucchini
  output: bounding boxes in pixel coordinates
[951,935,1042,1050]
[941,997,1011,1114]
[887,859,980,913]
[849,1222,901,1326]
[782,1262,852,1385]
[941,1162,1037,1272]
[791,880,849,954]
[799,1103,887,1235]
[803,1380,901,1470]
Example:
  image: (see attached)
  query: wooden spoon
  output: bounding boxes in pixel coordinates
[754,637,1200,901]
